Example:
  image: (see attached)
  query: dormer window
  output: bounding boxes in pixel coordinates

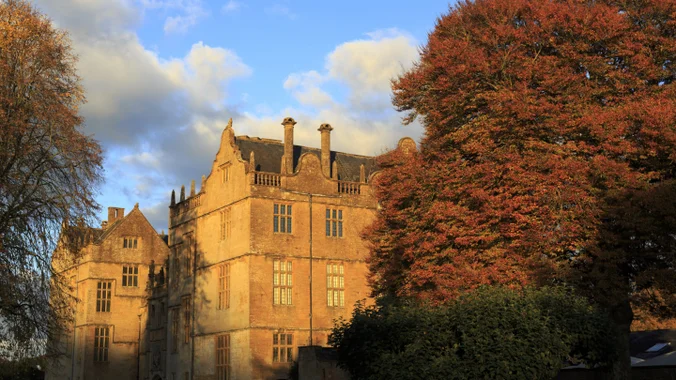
[123,237,139,249]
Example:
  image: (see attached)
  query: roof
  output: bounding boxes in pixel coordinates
[234,136,378,182]
[630,330,676,360]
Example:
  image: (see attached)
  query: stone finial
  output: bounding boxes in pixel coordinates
[360,164,366,183]
[249,151,256,172]
[201,175,206,191]
[170,190,176,206]
[226,118,233,130]
[190,180,196,197]
[332,161,338,180]
[134,202,139,209]
[180,185,185,202]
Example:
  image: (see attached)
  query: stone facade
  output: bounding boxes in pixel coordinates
[47,117,415,380]
[47,205,171,380]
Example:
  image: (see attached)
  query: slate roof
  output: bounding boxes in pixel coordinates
[234,136,378,182]
[630,329,676,360]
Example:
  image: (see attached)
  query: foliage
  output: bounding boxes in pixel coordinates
[369,0,676,327]
[330,287,616,380]
[0,356,45,380]
[0,0,102,358]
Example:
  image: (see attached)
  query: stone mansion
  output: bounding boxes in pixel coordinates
[47,117,417,380]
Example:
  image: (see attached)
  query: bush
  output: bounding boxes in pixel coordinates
[329,287,617,380]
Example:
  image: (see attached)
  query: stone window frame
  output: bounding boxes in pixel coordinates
[96,281,112,312]
[93,326,110,362]
[171,307,179,353]
[273,204,292,234]
[183,233,194,277]
[272,260,292,306]
[123,236,139,249]
[220,208,231,241]
[325,208,343,238]
[215,334,230,380]
[121,265,138,287]
[182,296,191,344]
[217,263,230,310]
[272,331,294,363]
[326,262,345,307]
[220,162,231,183]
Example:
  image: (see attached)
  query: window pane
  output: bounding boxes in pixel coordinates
[287,273,292,286]
[273,216,278,232]
[122,277,127,287]
[326,264,331,274]
[338,221,343,237]
[287,205,292,215]
[273,347,278,362]
[332,209,336,218]
[134,276,138,287]
[338,210,342,219]
[280,217,286,233]
[287,288,292,305]
[326,209,330,218]
[123,267,128,275]
[274,204,278,214]
[273,288,279,304]
[327,291,332,306]
[326,220,330,236]
[280,205,285,214]
[287,348,293,362]
[273,334,278,345]
[274,260,279,271]
[287,334,292,345]
[287,218,292,234]
[339,290,344,306]
[287,262,292,272]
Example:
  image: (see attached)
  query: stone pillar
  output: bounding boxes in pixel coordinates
[282,117,296,174]
[318,123,333,178]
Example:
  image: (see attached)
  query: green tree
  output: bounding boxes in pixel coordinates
[330,287,616,380]
[367,0,676,375]
[0,0,102,358]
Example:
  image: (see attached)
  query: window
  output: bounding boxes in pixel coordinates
[96,281,111,312]
[151,304,156,327]
[94,327,110,362]
[327,263,345,307]
[182,297,191,343]
[325,209,343,237]
[171,308,179,353]
[173,252,180,289]
[273,260,292,305]
[123,237,138,249]
[216,334,230,380]
[184,235,193,276]
[218,264,230,310]
[122,265,138,287]
[272,332,293,363]
[221,163,231,183]
[273,204,292,234]
[220,209,231,241]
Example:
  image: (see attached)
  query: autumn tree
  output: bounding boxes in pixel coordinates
[368,0,676,376]
[0,0,102,358]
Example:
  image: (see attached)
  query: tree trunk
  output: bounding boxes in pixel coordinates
[610,297,633,380]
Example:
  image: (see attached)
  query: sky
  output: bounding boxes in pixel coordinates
[31,0,454,231]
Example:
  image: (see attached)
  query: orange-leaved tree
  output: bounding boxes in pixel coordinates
[366,0,676,376]
[0,0,102,359]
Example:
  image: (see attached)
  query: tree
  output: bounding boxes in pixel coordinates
[368,0,676,375]
[330,287,616,380]
[0,0,102,358]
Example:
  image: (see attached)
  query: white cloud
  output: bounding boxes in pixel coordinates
[221,0,241,13]
[139,0,208,34]
[327,29,419,109]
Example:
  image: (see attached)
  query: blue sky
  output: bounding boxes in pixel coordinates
[32,0,454,230]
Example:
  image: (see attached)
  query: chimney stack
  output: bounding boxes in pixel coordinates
[318,123,333,178]
[281,117,296,174]
[107,207,125,224]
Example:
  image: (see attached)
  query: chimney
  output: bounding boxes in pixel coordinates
[101,220,108,230]
[190,180,195,197]
[107,207,125,224]
[318,123,333,178]
[360,164,366,183]
[281,117,296,174]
